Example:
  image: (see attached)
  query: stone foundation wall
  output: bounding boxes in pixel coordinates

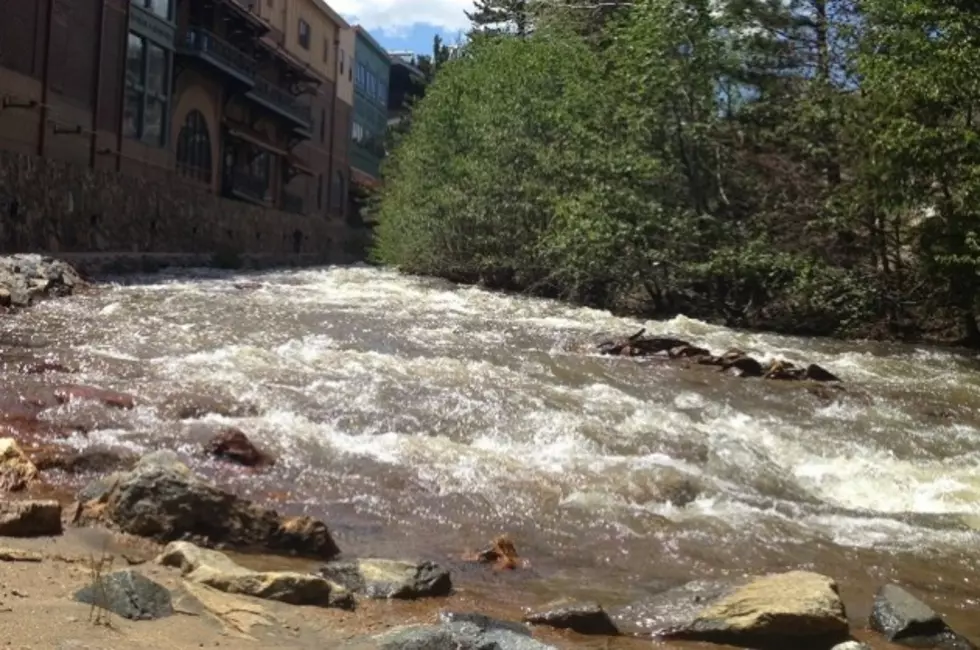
[0,150,359,265]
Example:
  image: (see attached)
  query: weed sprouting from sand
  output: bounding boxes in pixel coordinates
[85,537,115,628]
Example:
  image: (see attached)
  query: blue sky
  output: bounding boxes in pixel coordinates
[330,0,470,54]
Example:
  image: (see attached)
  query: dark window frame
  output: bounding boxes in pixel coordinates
[176,110,213,185]
[123,32,171,148]
[298,18,311,50]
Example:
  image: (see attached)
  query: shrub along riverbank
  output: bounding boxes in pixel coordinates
[373,0,980,345]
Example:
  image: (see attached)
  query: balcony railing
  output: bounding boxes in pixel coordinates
[226,171,270,204]
[180,27,256,85]
[248,78,313,130]
[280,190,305,215]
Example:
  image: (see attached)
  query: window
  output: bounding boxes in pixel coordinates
[131,0,172,21]
[320,108,326,143]
[339,49,345,76]
[332,170,346,211]
[323,39,330,64]
[317,174,323,210]
[123,32,170,147]
[176,110,212,184]
[298,18,310,50]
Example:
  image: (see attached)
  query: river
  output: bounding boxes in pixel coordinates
[2,265,980,647]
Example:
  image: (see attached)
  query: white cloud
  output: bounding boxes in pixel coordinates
[329,0,471,36]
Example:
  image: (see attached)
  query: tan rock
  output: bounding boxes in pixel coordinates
[157,541,353,609]
[0,438,39,491]
[669,571,848,643]
[0,500,63,537]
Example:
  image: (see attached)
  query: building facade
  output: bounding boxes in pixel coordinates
[349,26,389,187]
[0,0,352,223]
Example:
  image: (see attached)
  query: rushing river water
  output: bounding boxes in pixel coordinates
[2,265,980,646]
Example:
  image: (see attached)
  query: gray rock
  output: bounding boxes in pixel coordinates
[317,558,452,599]
[75,451,340,558]
[73,569,173,620]
[157,541,353,609]
[0,500,62,537]
[870,584,977,649]
[355,614,557,650]
[609,579,740,636]
[0,255,83,309]
[524,600,619,635]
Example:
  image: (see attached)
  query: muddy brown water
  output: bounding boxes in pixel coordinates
[2,265,980,649]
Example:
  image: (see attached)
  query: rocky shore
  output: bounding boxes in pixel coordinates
[0,254,85,311]
[1,256,977,649]
[0,443,976,649]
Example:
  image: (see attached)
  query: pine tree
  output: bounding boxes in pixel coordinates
[465,0,530,36]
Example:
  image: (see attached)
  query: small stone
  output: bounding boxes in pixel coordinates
[206,428,273,467]
[318,558,452,599]
[524,600,619,636]
[73,569,174,620]
[831,642,872,650]
[0,548,43,562]
[0,500,62,537]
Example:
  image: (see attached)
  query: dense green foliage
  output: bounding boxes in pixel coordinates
[374,0,980,343]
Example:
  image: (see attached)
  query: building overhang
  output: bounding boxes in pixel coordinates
[225,125,290,158]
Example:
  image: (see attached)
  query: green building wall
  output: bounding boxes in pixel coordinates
[350,28,390,181]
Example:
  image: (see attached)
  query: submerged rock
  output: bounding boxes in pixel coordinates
[663,571,848,646]
[0,500,62,537]
[463,534,524,570]
[0,438,39,491]
[524,600,619,636]
[31,445,136,475]
[74,450,340,558]
[157,541,353,609]
[54,385,136,410]
[870,584,976,649]
[317,558,452,599]
[206,428,274,467]
[73,569,173,620]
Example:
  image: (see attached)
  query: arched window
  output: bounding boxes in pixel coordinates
[176,110,212,184]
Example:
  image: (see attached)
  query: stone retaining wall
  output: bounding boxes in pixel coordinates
[0,149,361,266]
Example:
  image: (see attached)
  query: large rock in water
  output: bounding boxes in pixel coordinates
[612,572,848,645]
[74,451,340,558]
[73,569,173,620]
[0,255,83,307]
[870,584,977,649]
[317,558,452,599]
[157,541,353,609]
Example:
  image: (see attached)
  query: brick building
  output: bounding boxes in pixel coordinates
[0,0,352,220]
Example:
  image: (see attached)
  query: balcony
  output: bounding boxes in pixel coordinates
[280,190,305,215]
[225,170,271,205]
[245,78,313,134]
[178,28,256,87]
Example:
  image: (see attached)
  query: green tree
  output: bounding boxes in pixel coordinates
[466,0,531,36]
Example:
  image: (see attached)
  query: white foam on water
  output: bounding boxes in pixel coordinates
[13,265,980,558]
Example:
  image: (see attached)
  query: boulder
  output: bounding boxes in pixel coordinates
[351,613,557,650]
[74,451,340,558]
[869,584,976,649]
[524,600,619,635]
[73,569,173,620]
[806,364,842,382]
[0,500,62,537]
[663,571,849,645]
[611,573,847,645]
[206,428,274,467]
[0,255,83,308]
[157,541,353,609]
[54,385,136,410]
[0,438,39,491]
[832,642,872,650]
[317,559,452,599]
[31,445,136,475]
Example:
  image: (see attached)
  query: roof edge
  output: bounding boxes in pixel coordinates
[313,0,350,30]
[353,25,389,59]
